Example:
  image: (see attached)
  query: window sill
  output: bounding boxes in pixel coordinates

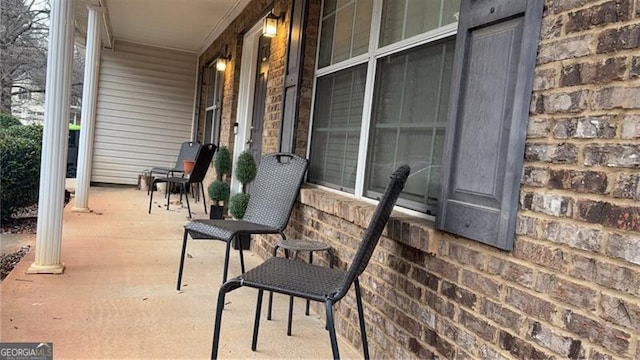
[298,185,441,255]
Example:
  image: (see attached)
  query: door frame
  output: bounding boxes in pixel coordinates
[231,19,265,194]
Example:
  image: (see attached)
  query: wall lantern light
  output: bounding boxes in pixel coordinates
[216,57,228,71]
[262,12,280,38]
[216,46,231,72]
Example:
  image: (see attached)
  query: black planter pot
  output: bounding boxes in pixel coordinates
[209,205,224,220]
[233,234,251,250]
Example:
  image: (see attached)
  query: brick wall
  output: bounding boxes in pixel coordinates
[197,0,291,185]
[251,0,640,358]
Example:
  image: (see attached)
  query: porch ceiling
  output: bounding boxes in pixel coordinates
[76,0,251,53]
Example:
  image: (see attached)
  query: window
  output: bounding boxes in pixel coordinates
[204,61,224,145]
[366,39,454,213]
[309,0,459,214]
[310,0,544,249]
[318,0,373,68]
[379,0,459,47]
[309,65,367,192]
[18,90,31,100]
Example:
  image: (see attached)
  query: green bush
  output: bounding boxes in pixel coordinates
[0,132,42,222]
[0,112,22,129]
[228,193,250,219]
[235,150,257,187]
[4,124,43,142]
[214,146,232,179]
[207,180,230,203]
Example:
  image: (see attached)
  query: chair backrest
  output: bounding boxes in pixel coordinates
[334,165,410,301]
[188,143,217,183]
[175,141,201,171]
[243,153,309,230]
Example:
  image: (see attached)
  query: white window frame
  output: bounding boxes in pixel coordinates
[204,61,224,145]
[308,0,458,218]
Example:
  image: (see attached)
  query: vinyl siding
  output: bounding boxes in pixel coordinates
[93,40,197,184]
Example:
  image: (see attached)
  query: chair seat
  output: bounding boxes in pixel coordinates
[150,166,182,175]
[185,219,279,241]
[234,257,346,301]
[276,239,331,252]
[154,176,189,184]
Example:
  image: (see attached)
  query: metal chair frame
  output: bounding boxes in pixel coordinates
[148,143,216,218]
[177,153,309,288]
[147,141,200,195]
[210,165,410,360]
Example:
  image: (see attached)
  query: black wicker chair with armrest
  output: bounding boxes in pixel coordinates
[210,164,410,360]
[177,153,309,288]
[148,143,216,218]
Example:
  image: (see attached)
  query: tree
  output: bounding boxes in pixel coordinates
[0,0,49,114]
[0,0,84,115]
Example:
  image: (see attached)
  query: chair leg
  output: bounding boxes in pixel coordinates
[326,300,340,360]
[251,290,264,351]
[166,183,171,210]
[177,230,189,290]
[183,183,192,218]
[148,181,155,213]
[222,239,233,283]
[211,285,228,360]
[201,182,207,214]
[305,252,314,316]
[282,247,295,334]
[238,243,246,274]
[267,244,280,321]
[354,279,370,359]
[287,296,294,336]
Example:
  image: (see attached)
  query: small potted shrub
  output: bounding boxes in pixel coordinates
[228,150,257,249]
[208,146,232,219]
[207,180,229,219]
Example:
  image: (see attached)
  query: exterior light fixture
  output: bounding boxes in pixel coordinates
[263,12,280,38]
[216,57,227,71]
[216,46,231,72]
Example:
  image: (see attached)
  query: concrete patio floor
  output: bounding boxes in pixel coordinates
[1,186,359,359]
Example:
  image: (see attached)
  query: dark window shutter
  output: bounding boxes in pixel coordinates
[279,0,309,153]
[437,0,543,251]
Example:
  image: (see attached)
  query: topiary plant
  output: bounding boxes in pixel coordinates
[228,193,250,219]
[214,146,232,180]
[207,146,233,219]
[229,150,257,248]
[235,150,257,192]
[208,180,230,204]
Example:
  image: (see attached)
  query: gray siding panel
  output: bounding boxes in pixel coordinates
[93,40,197,185]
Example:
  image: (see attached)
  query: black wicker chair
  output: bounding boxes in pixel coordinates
[210,165,410,360]
[148,141,200,195]
[148,143,216,218]
[177,153,309,289]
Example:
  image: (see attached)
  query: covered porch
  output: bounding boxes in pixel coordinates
[24,0,640,358]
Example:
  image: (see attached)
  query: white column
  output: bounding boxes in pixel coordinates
[28,0,76,274]
[72,5,102,212]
